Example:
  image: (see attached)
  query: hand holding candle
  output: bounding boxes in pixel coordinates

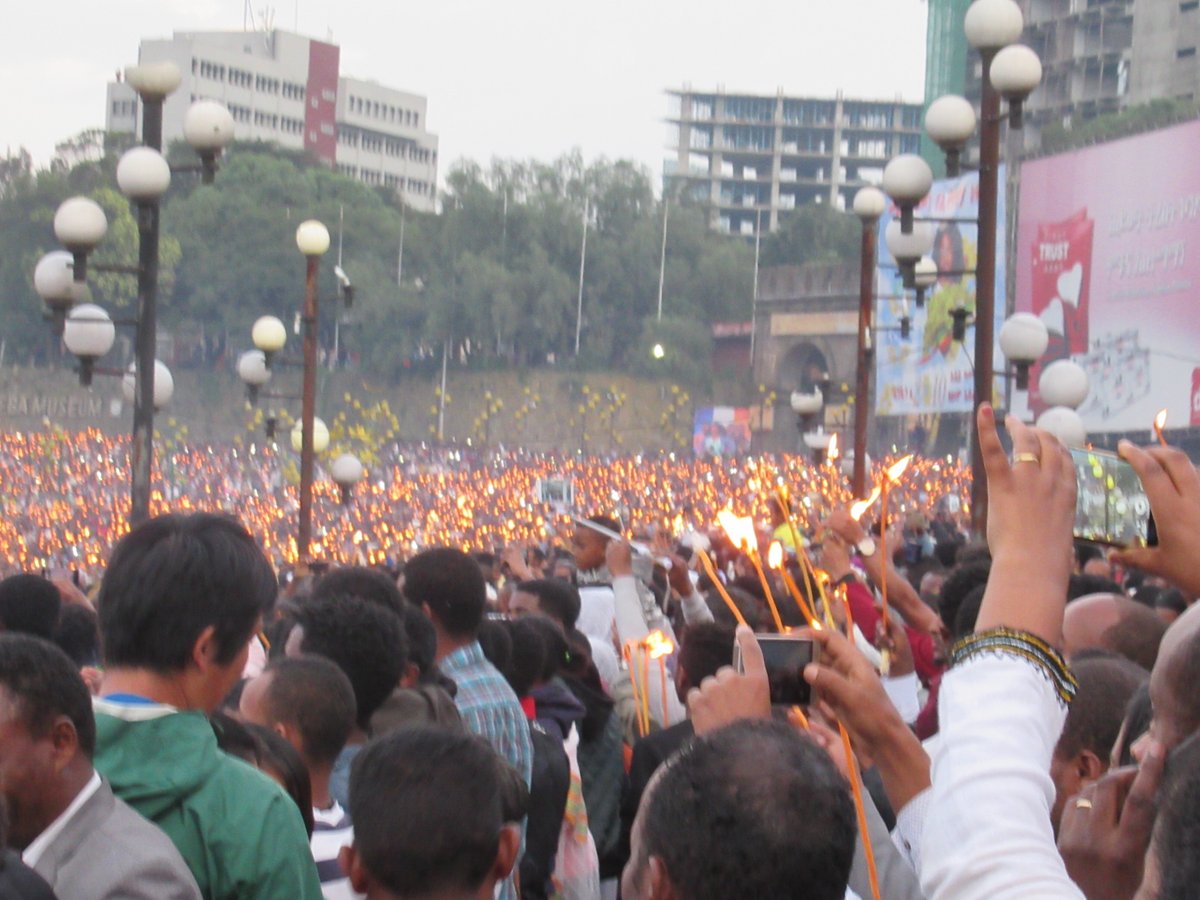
[1154,408,1168,446]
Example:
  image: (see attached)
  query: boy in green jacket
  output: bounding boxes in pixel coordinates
[92,513,322,900]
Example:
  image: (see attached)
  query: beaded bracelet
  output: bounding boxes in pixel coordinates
[951,626,1078,705]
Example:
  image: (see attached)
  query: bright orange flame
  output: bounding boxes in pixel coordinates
[1155,408,1168,431]
[768,540,784,569]
[717,509,757,552]
[827,432,840,461]
[644,629,675,659]
[886,454,914,483]
[672,513,684,535]
[850,486,882,521]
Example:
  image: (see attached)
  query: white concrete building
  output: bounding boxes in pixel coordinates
[105,29,438,211]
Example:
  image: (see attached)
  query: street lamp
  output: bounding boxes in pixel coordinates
[884,221,936,289]
[881,155,933,234]
[852,186,885,498]
[236,350,272,402]
[997,312,1050,390]
[790,388,825,438]
[331,452,365,505]
[34,60,234,527]
[883,0,1041,535]
[121,360,175,410]
[297,220,331,563]
[34,251,88,332]
[1034,359,1090,446]
[802,428,834,465]
[291,416,330,454]
[62,304,115,387]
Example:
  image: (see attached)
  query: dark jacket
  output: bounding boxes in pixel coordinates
[531,679,586,744]
[520,721,570,900]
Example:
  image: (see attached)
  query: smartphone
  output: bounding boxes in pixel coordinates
[1070,448,1158,548]
[733,634,818,706]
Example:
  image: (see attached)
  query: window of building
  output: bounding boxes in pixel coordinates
[1182,1,1199,12]
[1178,46,1197,58]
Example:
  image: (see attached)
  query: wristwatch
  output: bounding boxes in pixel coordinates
[855,536,877,558]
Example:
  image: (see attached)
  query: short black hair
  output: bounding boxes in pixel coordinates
[504,618,547,698]
[1154,732,1200,899]
[640,719,855,900]
[939,560,991,636]
[678,622,736,690]
[1157,588,1188,615]
[0,634,96,758]
[0,574,62,639]
[952,584,987,641]
[54,604,100,668]
[403,548,487,638]
[261,656,356,767]
[400,604,438,681]
[477,618,513,677]
[514,579,582,631]
[350,728,508,896]
[97,513,276,672]
[1055,656,1148,762]
[295,594,406,730]
[314,566,405,616]
[246,723,315,838]
[517,614,569,683]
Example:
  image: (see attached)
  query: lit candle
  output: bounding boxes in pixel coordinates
[718,510,785,633]
[839,722,882,900]
[1154,408,1168,446]
[876,455,913,675]
[697,549,747,627]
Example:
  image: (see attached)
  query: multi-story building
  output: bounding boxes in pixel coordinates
[664,88,923,236]
[926,0,1198,156]
[105,29,438,211]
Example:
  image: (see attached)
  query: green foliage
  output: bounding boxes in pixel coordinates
[0,136,760,374]
[759,203,861,268]
[1038,99,1199,155]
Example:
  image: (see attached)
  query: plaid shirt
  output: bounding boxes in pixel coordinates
[442,641,533,900]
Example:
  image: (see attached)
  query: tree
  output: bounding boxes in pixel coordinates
[759,203,860,268]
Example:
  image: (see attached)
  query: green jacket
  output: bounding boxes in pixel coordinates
[93,698,323,900]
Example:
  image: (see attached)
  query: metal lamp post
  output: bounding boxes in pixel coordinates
[882,0,1042,535]
[851,186,886,498]
[33,61,233,527]
[295,220,332,564]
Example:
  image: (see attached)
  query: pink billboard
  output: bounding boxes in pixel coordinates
[1016,120,1200,434]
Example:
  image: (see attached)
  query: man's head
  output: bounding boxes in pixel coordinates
[1049,655,1148,831]
[1063,593,1167,671]
[314,566,405,615]
[622,719,855,900]
[239,656,356,772]
[286,594,406,731]
[97,513,276,711]
[571,516,619,572]
[675,622,735,703]
[342,728,520,899]
[509,579,582,632]
[1145,732,1200,900]
[1139,601,1200,759]
[0,575,62,639]
[402,548,487,641]
[0,634,96,848]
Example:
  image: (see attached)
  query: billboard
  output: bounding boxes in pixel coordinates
[1016,121,1200,433]
[874,169,1007,415]
[693,407,751,458]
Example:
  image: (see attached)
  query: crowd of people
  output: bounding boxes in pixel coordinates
[0,428,969,575]
[0,404,1197,899]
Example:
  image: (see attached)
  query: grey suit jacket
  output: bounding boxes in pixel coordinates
[847,792,926,900]
[31,777,201,900]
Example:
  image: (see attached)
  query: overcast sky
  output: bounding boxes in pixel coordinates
[1,0,928,185]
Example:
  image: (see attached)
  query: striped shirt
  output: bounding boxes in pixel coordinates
[311,801,358,900]
[441,641,533,900]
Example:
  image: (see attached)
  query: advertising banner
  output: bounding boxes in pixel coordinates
[692,407,751,458]
[874,169,1007,415]
[1015,121,1200,433]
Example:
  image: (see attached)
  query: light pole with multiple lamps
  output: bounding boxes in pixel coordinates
[851,186,886,498]
[33,61,233,527]
[241,220,361,566]
[881,0,1044,535]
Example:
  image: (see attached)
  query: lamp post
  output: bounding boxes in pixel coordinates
[295,220,332,564]
[852,186,886,498]
[331,452,365,505]
[883,0,1042,535]
[33,61,233,527]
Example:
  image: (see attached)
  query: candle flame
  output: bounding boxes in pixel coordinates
[644,629,675,659]
[850,486,882,521]
[768,540,784,569]
[1154,408,1168,431]
[827,432,840,461]
[886,454,914,483]
[717,509,757,552]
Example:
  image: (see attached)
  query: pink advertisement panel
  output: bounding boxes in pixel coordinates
[1015,121,1200,433]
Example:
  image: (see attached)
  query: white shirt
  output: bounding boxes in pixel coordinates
[920,654,1084,899]
[311,800,360,900]
[23,770,102,868]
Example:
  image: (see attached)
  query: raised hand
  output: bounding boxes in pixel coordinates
[687,625,771,734]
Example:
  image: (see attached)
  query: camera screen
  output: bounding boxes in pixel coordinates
[1070,448,1152,547]
[757,637,816,707]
